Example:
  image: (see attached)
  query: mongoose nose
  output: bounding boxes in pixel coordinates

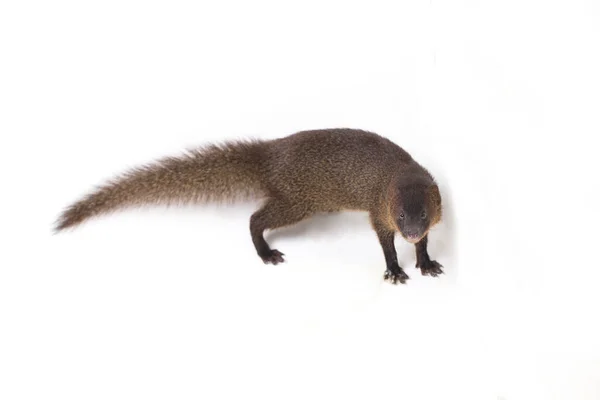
[405,229,418,237]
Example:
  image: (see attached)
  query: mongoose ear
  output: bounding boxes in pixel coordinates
[427,184,442,223]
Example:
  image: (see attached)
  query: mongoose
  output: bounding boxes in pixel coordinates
[55,128,444,284]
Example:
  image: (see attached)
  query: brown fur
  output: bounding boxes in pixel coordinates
[55,128,443,284]
[54,140,267,231]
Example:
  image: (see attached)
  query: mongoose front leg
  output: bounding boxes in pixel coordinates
[414,235,444,277]
[372,219,409,284]
[249,198,312,265]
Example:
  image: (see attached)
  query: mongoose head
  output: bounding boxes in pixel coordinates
[392,183,442,244]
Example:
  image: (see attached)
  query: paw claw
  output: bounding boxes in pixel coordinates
[384,268,409,285]
[261,249,285,265]
[417,260,444,277]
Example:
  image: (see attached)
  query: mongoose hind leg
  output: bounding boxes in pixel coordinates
[250,198,313,265]
[414,235,444,277]
[371,216,409,284]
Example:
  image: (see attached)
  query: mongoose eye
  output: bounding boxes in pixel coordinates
[399,213,405,220]
[421,211,427,219]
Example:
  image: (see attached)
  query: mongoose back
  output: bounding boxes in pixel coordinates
[55,128,444,284]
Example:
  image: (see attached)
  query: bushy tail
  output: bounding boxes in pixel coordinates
[54,140,268,232]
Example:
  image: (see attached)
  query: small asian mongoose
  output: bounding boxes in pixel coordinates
[55,128,444,284]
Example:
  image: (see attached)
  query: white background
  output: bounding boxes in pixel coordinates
[1,0,600,399]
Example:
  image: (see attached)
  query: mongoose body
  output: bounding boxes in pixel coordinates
[55,128,444,284]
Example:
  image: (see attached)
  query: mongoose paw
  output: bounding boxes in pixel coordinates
[260,249,285,265]
[384,267,409,285]
[416,260,444,277]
